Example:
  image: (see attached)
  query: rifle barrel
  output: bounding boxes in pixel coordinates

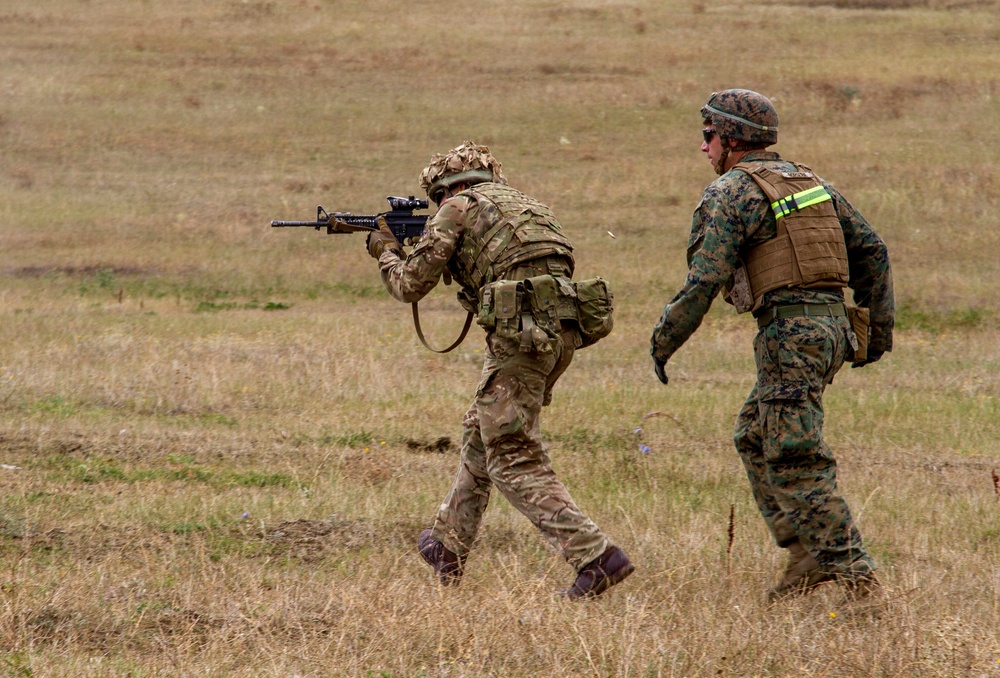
[270,220,321,227]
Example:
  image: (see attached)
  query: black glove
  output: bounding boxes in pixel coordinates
[366,217,403,259]
[653,357,669,385]
[851,349,884,369]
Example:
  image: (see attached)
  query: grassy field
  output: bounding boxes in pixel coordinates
[2,0,1000,675]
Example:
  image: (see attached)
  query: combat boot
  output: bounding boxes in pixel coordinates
[560,545,635,600]
[766,540,836,602]
[840,571,881,599]
[835,572,886,617]
[418,529,466,586]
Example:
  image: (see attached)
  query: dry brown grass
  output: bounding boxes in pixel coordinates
[2,0,1000,675]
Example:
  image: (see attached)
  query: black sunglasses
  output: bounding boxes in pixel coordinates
[702,128,718,144]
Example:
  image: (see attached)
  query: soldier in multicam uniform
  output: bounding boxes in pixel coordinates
[650,90,894,603]
[365,141,633,598]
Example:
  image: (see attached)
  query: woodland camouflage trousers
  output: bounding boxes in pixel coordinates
[734,314,876,578]
[429,325,609,573]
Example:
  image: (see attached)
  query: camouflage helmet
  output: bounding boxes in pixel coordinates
[419,141,507,202]
[700,89,778,146]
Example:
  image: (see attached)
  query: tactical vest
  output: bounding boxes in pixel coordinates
[729,162,849,313]
[452,183,575,292]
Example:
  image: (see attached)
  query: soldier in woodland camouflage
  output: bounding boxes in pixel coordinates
[365,141,633,598]
[650,90,894,604]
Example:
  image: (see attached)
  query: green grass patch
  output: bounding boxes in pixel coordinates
[27,395,78,417]
[195,300,291,313]
[549,426,632,452]
[895,301,992,333]
[197,412,238,427]
[165,519,226,535]
[1,652,33,678]
[35,455,299,489]
[293,430,378,448]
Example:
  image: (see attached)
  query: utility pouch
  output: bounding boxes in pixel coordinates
[846,305,870,363]
[522,274,562,336]
[477,280,523,340]
[574,277,615,348]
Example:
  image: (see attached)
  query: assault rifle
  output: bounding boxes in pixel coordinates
[272,194,472,354]
[270,195,430,245]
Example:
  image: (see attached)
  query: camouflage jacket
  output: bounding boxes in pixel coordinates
[376,183,573,313]
[651,151,894,363]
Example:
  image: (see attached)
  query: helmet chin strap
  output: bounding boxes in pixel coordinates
[714,139,763,175]
[714,141,732,176]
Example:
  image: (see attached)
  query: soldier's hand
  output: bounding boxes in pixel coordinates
[653,358,669,385]
[851,349,884,369]
[366,217,403,259]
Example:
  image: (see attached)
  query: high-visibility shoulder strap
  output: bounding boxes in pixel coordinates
[771,185,832,219]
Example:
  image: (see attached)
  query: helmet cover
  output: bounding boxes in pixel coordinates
[700,89,778,146]
[419,141,507,200]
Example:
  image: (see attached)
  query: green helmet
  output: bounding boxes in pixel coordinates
[419,141,507,202]
[700,89,778,146]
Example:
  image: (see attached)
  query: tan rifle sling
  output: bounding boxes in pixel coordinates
[412,303,474,353]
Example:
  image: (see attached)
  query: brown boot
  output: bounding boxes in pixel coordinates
[561,545,635,600]
[418,529,466,586]
[835,572,887,618]
[766,540,836,602]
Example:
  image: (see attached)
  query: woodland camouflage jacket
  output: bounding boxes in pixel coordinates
[651,151,894,364]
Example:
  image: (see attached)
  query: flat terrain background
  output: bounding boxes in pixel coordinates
[2,0,1000,675]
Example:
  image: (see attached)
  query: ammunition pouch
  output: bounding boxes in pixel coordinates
[477,279,524,341]
[477,275,615,351]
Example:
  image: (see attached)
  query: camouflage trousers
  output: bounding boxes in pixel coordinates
[429,324,609,573]
[733,314,875,578]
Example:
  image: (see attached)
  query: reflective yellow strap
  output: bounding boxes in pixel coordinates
[771,186,832,219]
